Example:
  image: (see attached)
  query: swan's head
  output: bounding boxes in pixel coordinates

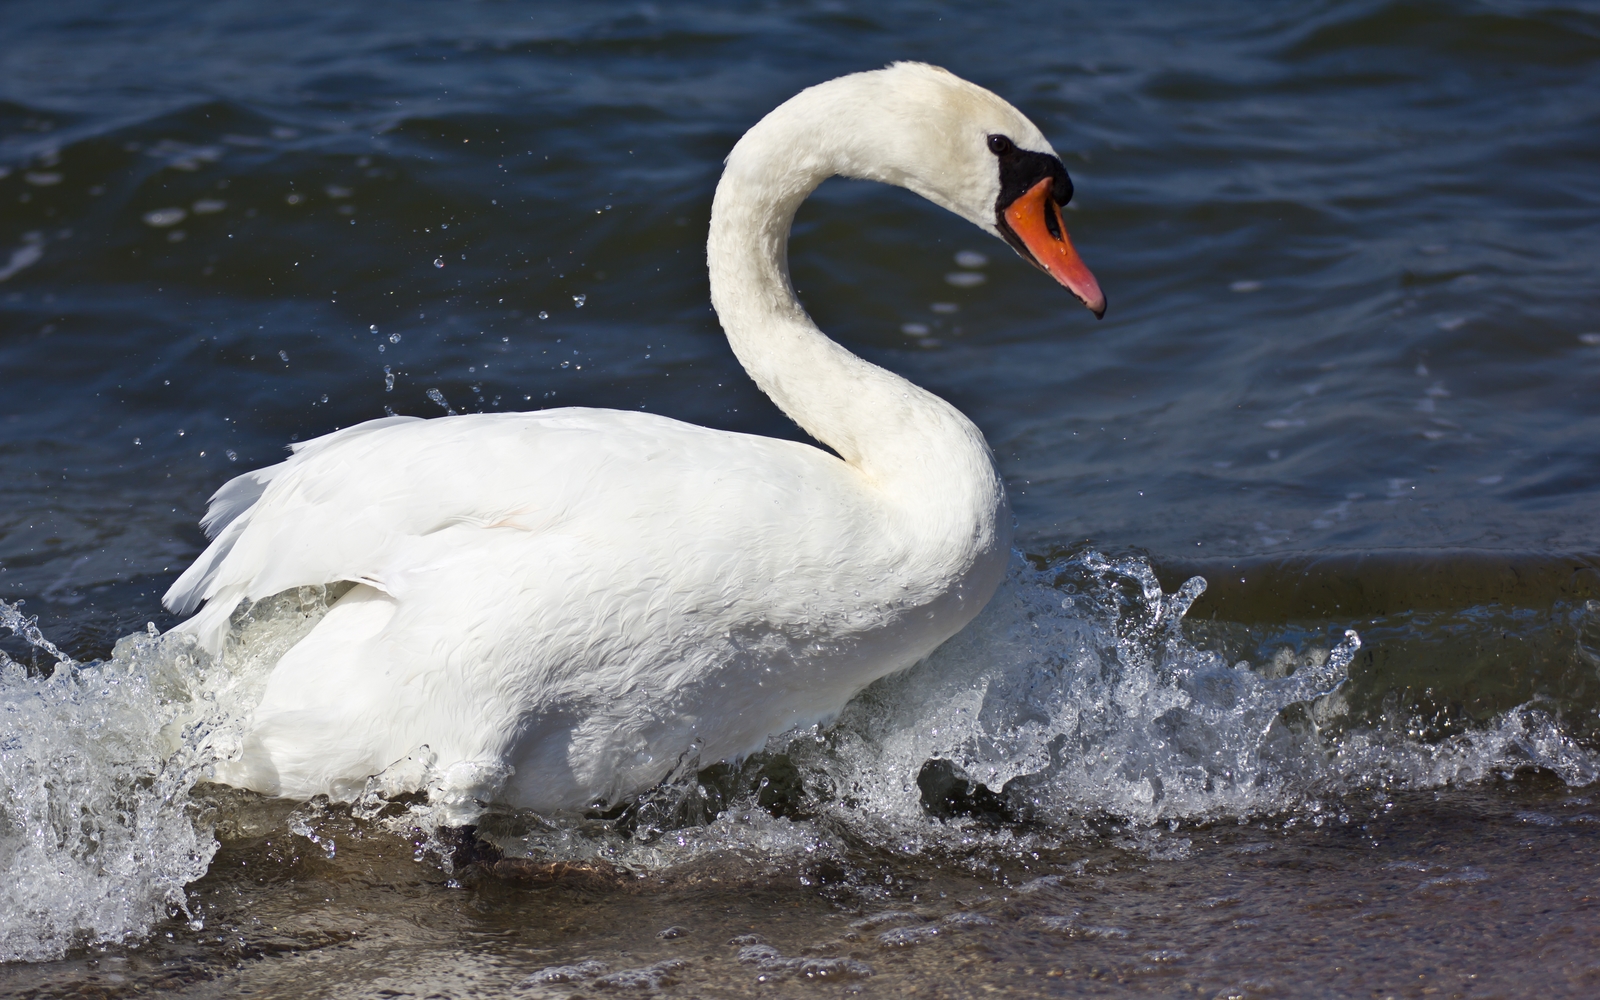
[803,62,1106,318]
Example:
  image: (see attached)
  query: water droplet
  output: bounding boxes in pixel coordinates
[944,272,985,288]
[426,388,455,414]
[1230,279,1263,293]
[383,365,394,392]
[434,258,445,268]
[278,350,289,362]
[900,323,930,337]
[538,310,549,320]
[573,294,586,308]
[954,250,988,268]
[225,449,237,462]
[191,199,226,214]
[285,192,304,205]
[389,332,401,344]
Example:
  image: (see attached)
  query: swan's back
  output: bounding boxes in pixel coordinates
[170,409,882,653]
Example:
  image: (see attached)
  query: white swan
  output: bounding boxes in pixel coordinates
[164,62,1104,816]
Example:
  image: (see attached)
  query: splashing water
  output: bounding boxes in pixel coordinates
[772,552,1596,845]
[0,586,344,962]
[4,553,1597,960]
[0,609,220,962]
[482,551,1598,869]
[797,551,1366,833]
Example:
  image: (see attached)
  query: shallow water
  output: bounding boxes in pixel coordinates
[3,0,1600,995]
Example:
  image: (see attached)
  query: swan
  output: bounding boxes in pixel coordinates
[163,62,1105,817]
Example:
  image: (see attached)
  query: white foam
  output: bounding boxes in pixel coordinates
[0,586,341,962]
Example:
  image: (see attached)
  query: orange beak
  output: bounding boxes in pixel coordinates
[1002,176,1106,318]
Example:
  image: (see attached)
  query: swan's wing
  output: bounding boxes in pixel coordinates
[171,415,426,614]
[163,409,836,653]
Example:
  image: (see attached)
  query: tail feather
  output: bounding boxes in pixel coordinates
[169,586,246,656]
[163,415,424,621]
[200,467,275,539]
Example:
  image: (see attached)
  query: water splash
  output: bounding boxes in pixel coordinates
[0,585,346,963]
[0,600,76,668]
[0,611,224,962]
[4,552,1597,958]
[485,550,1598,866]
[770,552,1597,842]
[792,551,1366,832]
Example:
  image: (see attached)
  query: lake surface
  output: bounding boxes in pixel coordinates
[3,0,1599,996]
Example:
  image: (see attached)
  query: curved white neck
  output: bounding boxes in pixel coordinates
[706,87,1003,534]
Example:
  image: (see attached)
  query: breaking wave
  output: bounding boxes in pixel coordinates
[3,552,1596,961]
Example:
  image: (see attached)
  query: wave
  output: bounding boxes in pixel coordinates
[3,552,1596,962]
[484,552,1597,867]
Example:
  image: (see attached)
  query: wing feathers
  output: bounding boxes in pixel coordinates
[164,409,796,652]
[164,415,424,626]
[163,408,846,654]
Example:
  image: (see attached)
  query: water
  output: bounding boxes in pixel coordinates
[3,0,1599,994]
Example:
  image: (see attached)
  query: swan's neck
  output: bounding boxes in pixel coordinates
[706,93,1003,537]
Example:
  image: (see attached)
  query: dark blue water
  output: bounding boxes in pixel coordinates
[3,1,1600,995]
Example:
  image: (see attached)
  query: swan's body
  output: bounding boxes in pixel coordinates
[165,63,1103,815]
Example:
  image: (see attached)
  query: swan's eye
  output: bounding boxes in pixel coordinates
[986,134,1013,156]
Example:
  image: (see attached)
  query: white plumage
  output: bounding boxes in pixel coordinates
[165,62,1102,814]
